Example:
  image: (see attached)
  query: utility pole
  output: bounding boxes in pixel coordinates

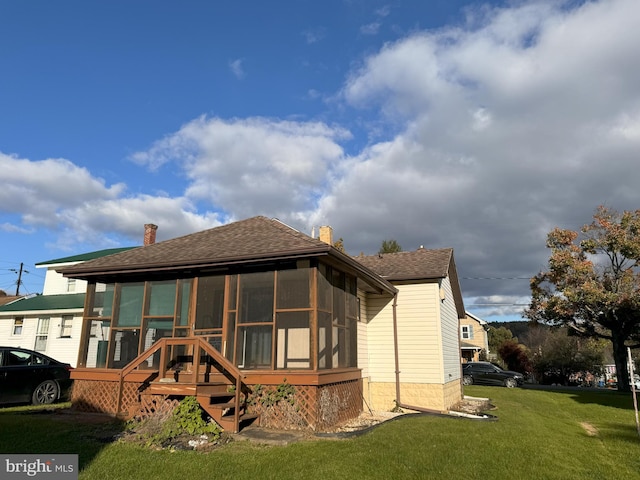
[13,263,24,296]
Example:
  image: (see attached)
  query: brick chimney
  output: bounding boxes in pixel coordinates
[319,225,333,245]
[144,224,158,246]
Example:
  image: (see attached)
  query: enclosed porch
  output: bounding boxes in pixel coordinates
[69,257,389,431]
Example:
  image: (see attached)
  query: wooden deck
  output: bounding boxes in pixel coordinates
[70,338,364,431]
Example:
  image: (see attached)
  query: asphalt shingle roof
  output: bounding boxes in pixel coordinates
[59,217,396,294]
[356,248,454,281]
[60,217,332,275]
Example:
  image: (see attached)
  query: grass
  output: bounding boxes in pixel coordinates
[1,387,639,480]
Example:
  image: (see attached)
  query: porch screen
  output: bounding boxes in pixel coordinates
[116,283,144,326]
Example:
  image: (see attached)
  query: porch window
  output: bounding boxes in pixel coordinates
[78,280,191,369]
[276,311,310,368]
[317,263,358,369]
[234,272,275,369]
[236,325,272,369]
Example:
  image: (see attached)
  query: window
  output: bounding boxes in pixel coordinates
[60,316,73,338]
[34,317,50,352]
[461,325,474,340]
[90,322,98,338]
[12,317,23,335]
[67,278,77,292]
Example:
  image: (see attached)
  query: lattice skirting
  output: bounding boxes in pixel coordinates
[71,379,144,417]
[249,379,362,431]
[136,395,181,422]
[71,378,363,430]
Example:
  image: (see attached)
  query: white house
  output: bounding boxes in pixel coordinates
[0,248,134,367]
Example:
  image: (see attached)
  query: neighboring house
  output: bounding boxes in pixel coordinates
[0,248,135,366]
[53,216,465,432]
[459,312,489,363]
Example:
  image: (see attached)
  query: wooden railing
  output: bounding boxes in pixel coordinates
[115,337,248,429]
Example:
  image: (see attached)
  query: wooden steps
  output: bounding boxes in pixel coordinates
[144,380,258,433]
[195,383,257,432]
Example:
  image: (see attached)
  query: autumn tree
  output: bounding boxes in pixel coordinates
[379,239,403,254]
[526,206,640,391]
[498,340,532,374]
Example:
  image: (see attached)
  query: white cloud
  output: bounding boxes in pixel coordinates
[6,0,640,317]
[360,22,381,35]
[229,58,245,79]
[0,153,124,227]
[0,222,33,234]
[51,195,223,250]
[302,27,326,44]
[319,0,640,301]
[132,116,351,220]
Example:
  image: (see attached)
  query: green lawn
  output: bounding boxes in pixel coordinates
[1,387,639,480]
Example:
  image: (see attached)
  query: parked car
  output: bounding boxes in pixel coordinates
[462,361,524,388]
[0,347,73,405]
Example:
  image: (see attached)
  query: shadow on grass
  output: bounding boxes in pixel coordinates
[0,404,126,471]
[523,384,637,411]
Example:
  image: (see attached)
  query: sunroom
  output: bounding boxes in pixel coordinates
[63,218,395,432]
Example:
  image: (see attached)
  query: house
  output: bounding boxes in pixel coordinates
[0,248,134,366]
[56,217,465,431]
[459,312,489,363]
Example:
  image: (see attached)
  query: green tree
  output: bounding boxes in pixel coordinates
[488,326,515,354]
[379,239,403,254]
[526,206,640,391]
[532,328,606,385]
[333,237,345,253]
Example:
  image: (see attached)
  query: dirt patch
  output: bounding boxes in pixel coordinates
[580,422,599,436]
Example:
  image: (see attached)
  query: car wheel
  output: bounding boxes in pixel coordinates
[463,375,474,386]
[32,380,59,405]
[504,377,517,388]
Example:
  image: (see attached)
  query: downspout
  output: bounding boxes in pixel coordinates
[392,291,443,415]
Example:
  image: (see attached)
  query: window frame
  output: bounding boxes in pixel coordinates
[12,317,23,336]
[60,315,73,338]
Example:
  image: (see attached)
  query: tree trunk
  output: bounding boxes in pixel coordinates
[612,332,630,392]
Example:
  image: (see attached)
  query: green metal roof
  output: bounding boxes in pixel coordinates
[0,293,85,312]
[36,247,137,266]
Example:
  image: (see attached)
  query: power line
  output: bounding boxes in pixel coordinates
[462,277,531,280]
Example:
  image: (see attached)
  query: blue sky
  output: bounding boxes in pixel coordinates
[1,0,639,322]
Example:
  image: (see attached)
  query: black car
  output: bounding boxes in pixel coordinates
[462,361,524,388]
[0,347,73,405]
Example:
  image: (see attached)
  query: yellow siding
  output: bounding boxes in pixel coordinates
[364,293,396,383]
[439,277,462,381]
[356,290,369,377]
[362,279,463,412]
